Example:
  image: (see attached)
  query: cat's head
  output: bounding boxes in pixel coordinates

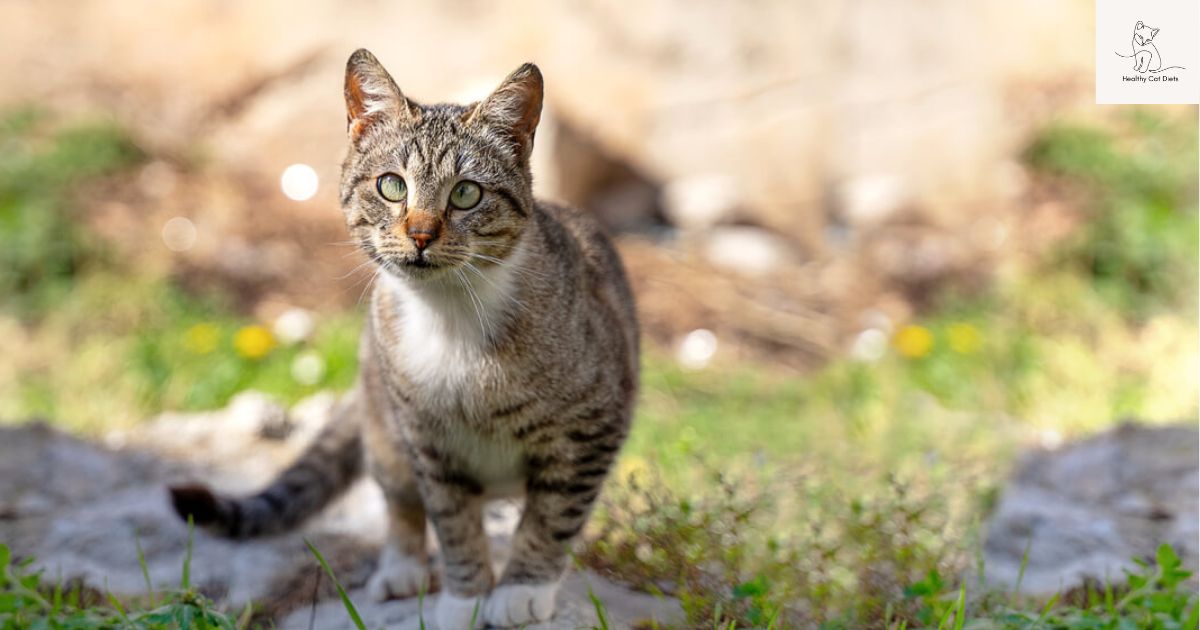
[338,49,542,282]
[1134,21,1159,45]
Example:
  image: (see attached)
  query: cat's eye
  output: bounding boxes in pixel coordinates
[449,180,482,210]
[376,173,407,203]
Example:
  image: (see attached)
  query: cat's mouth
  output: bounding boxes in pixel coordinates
[375,250,454,279]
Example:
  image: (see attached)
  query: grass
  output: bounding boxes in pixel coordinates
[4,535,1194,629]
[0,521,251,629]
[0,105,1195,629]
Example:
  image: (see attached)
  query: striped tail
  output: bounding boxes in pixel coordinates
[169,392,364,538]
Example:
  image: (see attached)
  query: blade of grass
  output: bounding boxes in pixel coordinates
[1103,572,1116,617]
[304,538,367,630]
[1012,536,1032,607]
[587,583,611,630]
[105,576,134,630]
[952,585,966,630]
[418,580,427,630]
[182,515,194,590]
[136,534,156,604]
[1030,592,1060,628]
[236,602,255,630]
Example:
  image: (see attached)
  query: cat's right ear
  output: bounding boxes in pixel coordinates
[344,49,417,142]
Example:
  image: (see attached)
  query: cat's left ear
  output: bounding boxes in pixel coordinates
[1151,28,1159,37]
[467,63,544,159]
[344,49,418,142]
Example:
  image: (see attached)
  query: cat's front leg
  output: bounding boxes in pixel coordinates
[365,415,435,601]
[484,440,621,627]
[409,446,494,629]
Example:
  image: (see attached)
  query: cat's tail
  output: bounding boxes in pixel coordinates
[1114,51,1137,58]
[168,390,365,538]
[1150,66,1186,72]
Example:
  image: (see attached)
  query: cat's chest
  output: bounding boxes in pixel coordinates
[378,276,511,414]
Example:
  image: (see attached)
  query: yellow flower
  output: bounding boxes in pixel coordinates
[234,325,275,360]
[183,323,219,354]
[947,323,982,354]
[893,324,934,358]
[616,455,650,485]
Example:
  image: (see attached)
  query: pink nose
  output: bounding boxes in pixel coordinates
[408,230,436,251]
[403,212,441,251]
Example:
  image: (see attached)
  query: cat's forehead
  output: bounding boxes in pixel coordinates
[356,104,508,183]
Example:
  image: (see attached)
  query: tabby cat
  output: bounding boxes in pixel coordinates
[169,49,639,628]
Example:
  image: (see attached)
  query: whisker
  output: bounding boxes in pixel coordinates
[454,268,491,339]
[463,262,526,313]
[334,257,379,281]
[357,266,383,306]
[467,252,549,281]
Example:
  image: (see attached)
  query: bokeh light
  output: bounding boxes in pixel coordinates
[280,163,319,201]
[161,217,197,252]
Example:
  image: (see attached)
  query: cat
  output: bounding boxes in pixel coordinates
[1114,21,1185,74]
[169,49,639,629]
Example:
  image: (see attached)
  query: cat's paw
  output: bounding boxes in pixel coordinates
[482,582,559,627]
[367,546,432,602]
[434,592,484,630]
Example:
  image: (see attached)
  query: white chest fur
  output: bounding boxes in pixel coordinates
[375,256,528,489]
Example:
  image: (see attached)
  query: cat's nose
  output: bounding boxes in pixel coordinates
[405,214,441,251]
[408,229,437,251]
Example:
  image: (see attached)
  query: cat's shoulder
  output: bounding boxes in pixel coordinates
[532,199,615,257]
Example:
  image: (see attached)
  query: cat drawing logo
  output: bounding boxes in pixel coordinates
[1115,21,1186,74]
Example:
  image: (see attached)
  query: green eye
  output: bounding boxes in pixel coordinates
[376,173,406,202]
[449,180,482,210]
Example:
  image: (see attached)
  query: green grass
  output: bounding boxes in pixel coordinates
[0,107,144,317]
[1025,109,1198,318]
[0,270,361,431]
[0,523,250,629]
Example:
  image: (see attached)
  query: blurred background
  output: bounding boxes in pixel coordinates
[0,1,1196,627]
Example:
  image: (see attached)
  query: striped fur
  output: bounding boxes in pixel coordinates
[170,49,638,628]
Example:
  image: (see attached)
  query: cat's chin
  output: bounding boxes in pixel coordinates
[380,259,452,283]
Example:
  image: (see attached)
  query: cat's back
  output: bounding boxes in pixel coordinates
[533,200,638,343]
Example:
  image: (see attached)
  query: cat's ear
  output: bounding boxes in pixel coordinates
[1151,28,1159,37]
[344,49,417,141]
[1136,20,1144,29]
[466,63,544,159]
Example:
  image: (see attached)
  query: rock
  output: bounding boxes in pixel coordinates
[531,107,665,233]
[281,571,681,630]
[702,226,799,276]
[662,174,743,231]
[0,396,683,628]
[982,422,1199,595]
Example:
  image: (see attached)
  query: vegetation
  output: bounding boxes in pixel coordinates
[0,105,1195,628]
[0,524,251,630]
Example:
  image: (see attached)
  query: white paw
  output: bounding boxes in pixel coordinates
[367,546,432,602]
[435,591,484,630]
[482,582,559,627]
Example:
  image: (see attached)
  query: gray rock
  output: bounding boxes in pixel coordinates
[982,422,1198,595]
[0,395,682,628]
[281,571,681,630]
[702,226,799,276]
